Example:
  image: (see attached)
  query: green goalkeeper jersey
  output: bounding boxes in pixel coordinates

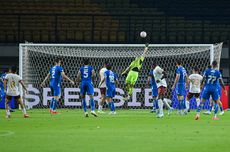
[129,56,145,72]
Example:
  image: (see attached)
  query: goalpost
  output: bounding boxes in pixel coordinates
[19,43,223,109]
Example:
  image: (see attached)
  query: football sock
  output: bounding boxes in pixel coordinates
[22,108,27,114]
[214,103,218,116]
[111,101,115,111]
[185,100,190,111]
[52,99,58,111]
[196,98,200,107]
[220,105,223,112]
[208,105,212,112]
[90,98,95,111]
[50,98,54,110]
[197,103,203,113]
[163,98,171,109]
[108,102,112,111]
[158,99,164,115]
[154,99,159,109]
[82,98,87,112]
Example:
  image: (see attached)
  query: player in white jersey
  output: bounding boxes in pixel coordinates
[4,66,29,118]
[98,61,108,113]
[185,67,203,114]
[151,62,173,115]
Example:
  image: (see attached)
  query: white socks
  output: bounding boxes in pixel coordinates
[163,98,172,109]
[185,100,190,111]
[22,108,27,115]
[158,99,164,115]
[196,98,201,107]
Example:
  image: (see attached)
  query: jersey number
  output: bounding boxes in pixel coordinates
[83,69,88,78]
[109,75,115,83]
[207,75,217,84]
[52,69,55,78]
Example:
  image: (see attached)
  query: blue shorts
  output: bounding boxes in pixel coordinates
[80,81,94,95]
[106,87,116,98]
[176,83,186,96]
[151,86,158,97]
[50,86,61,97]
[202,86,219,101]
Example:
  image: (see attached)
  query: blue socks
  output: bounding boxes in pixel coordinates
[208,105,212,112]
[197,103,203,113]
[90,98,95,111]
[178,100,184,110]
[154,99,159,110]
[82,98,87,112]
[109,101,115,112]
[50,98,57,111]
[220,106,223,112]
[214,104,219,115]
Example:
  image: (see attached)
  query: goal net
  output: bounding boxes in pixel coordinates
[19,43,223,109]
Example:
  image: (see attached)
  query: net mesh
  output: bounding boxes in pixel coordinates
[20,43,223,109]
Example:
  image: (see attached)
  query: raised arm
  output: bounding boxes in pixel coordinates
[76,70,81,84]
[141,43,149,57]
[41,73,50,87]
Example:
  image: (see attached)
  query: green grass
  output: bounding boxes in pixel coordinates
[0,109,230,152]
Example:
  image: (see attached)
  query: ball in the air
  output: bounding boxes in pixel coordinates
[140,31,147,38]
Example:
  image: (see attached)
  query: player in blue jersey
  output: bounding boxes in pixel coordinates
[172,60,187,115]
[203,67,225,116]
[195,61,227,120]
[41,58,74,114]
[147,67,163,118]
[99,64,119,115]
[77,58,97,117]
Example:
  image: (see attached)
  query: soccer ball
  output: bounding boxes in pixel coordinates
[140,31,147,38]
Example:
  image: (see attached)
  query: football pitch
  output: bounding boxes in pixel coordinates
[0,109,229,152]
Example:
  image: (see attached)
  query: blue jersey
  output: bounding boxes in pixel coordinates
[203,68,221,87]
[149,70,158,97]
[0,73,6,90]
[149,70,157,88]
[80,66,94,82]
[176,66,187,84]
[202,68,222,101]
[104,70,118,88]
[49,66,63,87]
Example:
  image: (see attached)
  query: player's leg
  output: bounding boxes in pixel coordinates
[217,87,224,115]
[211,90,220,120]
[80,83,88,117]
[98,88,106,113]
[160,87,173,115]
[107,88,116,115]
[203,98,213,115]
[16,96,29,118]
[195,89,210,120]
[185,93,192,114]
[87,82,97,117]
[124,71,138,100]
[5,96,11,118]
[50,87,61,114]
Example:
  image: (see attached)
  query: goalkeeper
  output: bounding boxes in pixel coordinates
[122,43,149,100]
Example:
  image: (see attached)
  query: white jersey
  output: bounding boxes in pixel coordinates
[5,73,22,96]
[153,66,167,88]
[99,67,107,88]
[189,74,203,93]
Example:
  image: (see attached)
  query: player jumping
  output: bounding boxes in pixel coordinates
[172,60,187,115]
[99,64,119,115]
[151,62,173,115]
[185,67,203,114]
[195,61,227,120]
[4,66,29,118]
[77,58,97,117]
[41,58,74,114]
[122,43,149,100]
[98,61,108,113]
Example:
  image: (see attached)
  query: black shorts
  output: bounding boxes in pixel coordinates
[100,88,106,95]
[6,95,21,102]
[187,92,200,100]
